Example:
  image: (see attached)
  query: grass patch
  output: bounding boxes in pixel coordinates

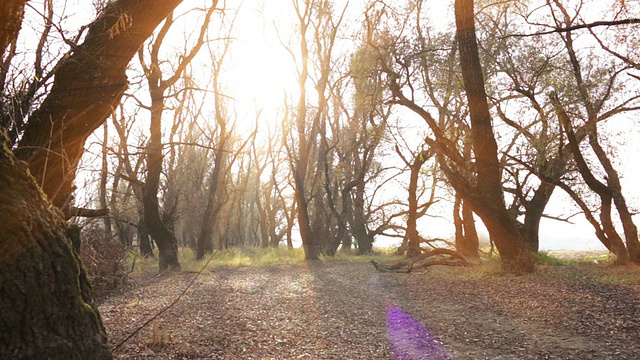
[533,251,568,266]
[321,247,403,263]
[208,247,306,268]
[126,246,404,273]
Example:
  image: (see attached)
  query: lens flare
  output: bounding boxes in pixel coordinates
[387,306,448,360]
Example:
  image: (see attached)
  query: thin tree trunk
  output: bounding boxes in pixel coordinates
[143,92,180,271]
[99,123,112,237]
[196,143,228,259]
[453,194,464,250]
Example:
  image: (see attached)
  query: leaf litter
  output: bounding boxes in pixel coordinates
[100,261,640,359]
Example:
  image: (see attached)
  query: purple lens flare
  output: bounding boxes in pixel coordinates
[387,306,449,360]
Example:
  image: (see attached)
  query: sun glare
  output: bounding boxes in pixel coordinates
[224,5,299,131]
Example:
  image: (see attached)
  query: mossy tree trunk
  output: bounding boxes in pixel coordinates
[0,131,112,358]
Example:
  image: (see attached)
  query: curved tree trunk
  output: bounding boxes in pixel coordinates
[553,95,631,264]
[588,131,640,263]
[405,151,430,257]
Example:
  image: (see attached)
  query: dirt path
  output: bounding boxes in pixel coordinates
[100,261,640,359]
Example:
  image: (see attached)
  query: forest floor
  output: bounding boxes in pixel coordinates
[100,252,640,359]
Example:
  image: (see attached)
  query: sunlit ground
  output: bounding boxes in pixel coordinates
[102,247,639,359]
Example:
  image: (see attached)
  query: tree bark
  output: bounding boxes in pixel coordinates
[522,182,555,253]
[0,130,111,358]
[0,0,25,53]
[137,218,154,258]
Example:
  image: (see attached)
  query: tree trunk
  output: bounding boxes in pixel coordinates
[404,150,431,257]
[455,195,480,259]
[553,96,631,264]
[196,143,228,260]
[99,123,112,237]
[453,194,465,251]
[454,0,533,272]
[257,195,270,248]
[522,182,555,254]
[600,194,630,264]
[353,182,374,254]
[406,156,423,257]
[0,4,114,357]
[588,131,640,263]
[143,91,180,271]
[295,173,318,259]
[461,201,480,258]
[0,131,111,359]
[137,218,154,258]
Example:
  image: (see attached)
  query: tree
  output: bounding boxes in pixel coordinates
[395,146,437,257]
[365,0,534,271]
[111,107,155,257]
[285,0,346,260]
[1,0,185,355]
[138,2,217,270]
[549,0,640,264]
[451,0,534,272]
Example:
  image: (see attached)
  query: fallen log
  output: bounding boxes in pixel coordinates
[371,248,472,273]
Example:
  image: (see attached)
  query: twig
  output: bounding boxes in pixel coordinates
[508,18,640,38]
[111,250,219,352]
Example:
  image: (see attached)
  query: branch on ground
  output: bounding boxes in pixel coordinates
[371,248,472,273]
